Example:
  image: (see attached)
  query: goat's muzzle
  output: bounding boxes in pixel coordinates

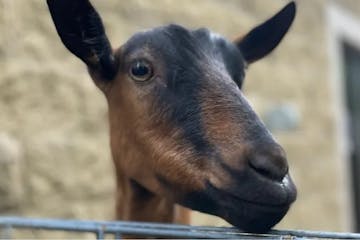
[180,147,297,233]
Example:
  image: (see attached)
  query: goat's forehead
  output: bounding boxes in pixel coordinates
[122,24,228,59]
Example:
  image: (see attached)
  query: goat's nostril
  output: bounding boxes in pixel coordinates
[248,153,288,181]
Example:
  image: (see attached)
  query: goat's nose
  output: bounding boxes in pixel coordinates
[248,145,288,181]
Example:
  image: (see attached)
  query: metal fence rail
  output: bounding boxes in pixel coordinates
[1,216,360,239]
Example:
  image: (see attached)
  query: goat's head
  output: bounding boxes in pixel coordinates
[47,0,297,232]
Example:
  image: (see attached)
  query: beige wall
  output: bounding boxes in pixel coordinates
[1,0,360,235]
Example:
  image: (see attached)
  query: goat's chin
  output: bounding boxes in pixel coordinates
[222,199,291,233]
[180,174,296,233]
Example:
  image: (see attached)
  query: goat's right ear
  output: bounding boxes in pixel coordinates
[47,0,117,80]
[235,1,296,64]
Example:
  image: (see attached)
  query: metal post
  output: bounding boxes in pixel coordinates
[0,224,12,240]
[114,232,122,239]
[96,228,105,240]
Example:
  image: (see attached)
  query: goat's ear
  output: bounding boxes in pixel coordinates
[47,0,117,80]
[235,1,296,64]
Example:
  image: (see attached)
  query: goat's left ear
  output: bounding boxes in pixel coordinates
[47,0,117,80]
[235,1,296,64]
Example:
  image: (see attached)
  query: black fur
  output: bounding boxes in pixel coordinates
[47,0,117,79]
[182,179,294,233]
[237,2,296,63]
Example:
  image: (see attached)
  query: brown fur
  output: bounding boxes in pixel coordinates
[103,55,201,223]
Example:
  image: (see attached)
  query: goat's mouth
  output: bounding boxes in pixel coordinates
[221,174,296,233]
[180,173,296,233]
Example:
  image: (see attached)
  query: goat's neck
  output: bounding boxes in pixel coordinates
[115,175,190,224]
[108,109,190,224]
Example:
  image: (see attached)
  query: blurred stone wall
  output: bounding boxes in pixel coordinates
[1,0,360,235]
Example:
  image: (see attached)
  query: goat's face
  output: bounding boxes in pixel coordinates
[48,0,297,232]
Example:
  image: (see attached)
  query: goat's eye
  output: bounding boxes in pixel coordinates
[129,60,153,82]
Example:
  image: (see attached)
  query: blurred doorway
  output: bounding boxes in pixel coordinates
[342,42,360,232]
[327,3,360,232]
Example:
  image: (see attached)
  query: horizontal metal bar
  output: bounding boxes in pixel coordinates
[0,217,274,239]
[270,229,360,239]
[0,216,360,239]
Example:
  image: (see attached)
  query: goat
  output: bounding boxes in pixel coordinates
[47,0,297,233]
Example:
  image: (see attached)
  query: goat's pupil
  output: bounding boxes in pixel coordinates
[132,62,149,77]
[129,60,153,81]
